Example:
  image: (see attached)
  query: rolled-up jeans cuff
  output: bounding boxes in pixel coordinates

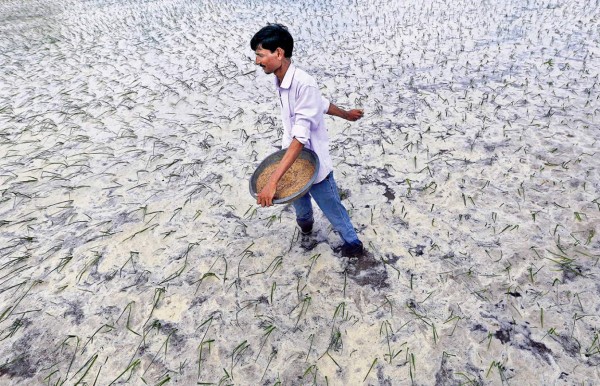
[345,239,363,247]
[296,218,314,227]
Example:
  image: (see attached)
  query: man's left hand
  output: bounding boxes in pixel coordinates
[345,109,364,121]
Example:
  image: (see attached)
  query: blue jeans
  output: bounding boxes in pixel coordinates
[292,172,361,246]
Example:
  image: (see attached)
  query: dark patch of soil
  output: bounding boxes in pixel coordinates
[0,332,40,380]
[435,353,461,386]
[300,235,319,251]
[345,251,388,289]
[410,244,425,256]
[562,264,584,282]
[551,334,580,357]
[63,301,84,325]
[495,328,511,344]
[471,323,487,333]
[494,322,553,364]
[377,364,392,385]
[0,354,34,379]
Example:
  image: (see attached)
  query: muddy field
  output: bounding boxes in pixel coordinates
[1,0,599,384]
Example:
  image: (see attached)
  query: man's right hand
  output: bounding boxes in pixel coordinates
[257,181,277,207]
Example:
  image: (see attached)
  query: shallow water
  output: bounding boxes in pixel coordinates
[1,0,599,384]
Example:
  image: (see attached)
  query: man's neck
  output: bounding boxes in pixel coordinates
[275,59,291,84]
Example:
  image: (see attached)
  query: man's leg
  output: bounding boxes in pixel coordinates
[292,192,314,234]
[309,172,363,256]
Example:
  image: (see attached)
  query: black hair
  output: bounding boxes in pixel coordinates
[250,23,294,58]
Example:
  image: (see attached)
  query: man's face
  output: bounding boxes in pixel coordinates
[254,45,282,74]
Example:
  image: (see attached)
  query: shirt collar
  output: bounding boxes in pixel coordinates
[275,63,295,90]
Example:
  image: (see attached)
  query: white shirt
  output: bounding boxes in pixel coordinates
[275,63,332,183]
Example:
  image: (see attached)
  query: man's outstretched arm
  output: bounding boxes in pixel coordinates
[326,103,364,121]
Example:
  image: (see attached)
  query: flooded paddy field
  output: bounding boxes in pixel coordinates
[1,0,599,384]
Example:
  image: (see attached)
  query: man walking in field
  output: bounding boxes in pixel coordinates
[251,23,365,258]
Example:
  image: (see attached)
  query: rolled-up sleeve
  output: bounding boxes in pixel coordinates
[291,85,322,145]
[321,95,330,114]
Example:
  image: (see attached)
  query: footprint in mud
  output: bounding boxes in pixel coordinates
[300,234,319,251]
[344,251,389,289]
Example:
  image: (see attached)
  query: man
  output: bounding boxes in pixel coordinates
[250,23,364,258]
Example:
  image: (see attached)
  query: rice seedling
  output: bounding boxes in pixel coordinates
[247,256,283,278]
[455,371,478,385]
[142,328,176,377]
[229,340,250,379]
[306,253,320,278]
[71,353,99,385]
[108,359,141,385]
[160,243,197,284]
[379,256,401,280]
[76,251,102,283]
[143,288,166,328]
[380,320,404,364]
[196,316,215,381]
[359,356,378,383]
[302,364,319,384]
[82,324,115,352]
[255,323,276,361]
[293,295,312,327]
[584,333,600,357]
[443,312,462,337]
[486,360,508,383]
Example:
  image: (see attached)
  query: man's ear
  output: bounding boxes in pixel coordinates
[276,47,284,59]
